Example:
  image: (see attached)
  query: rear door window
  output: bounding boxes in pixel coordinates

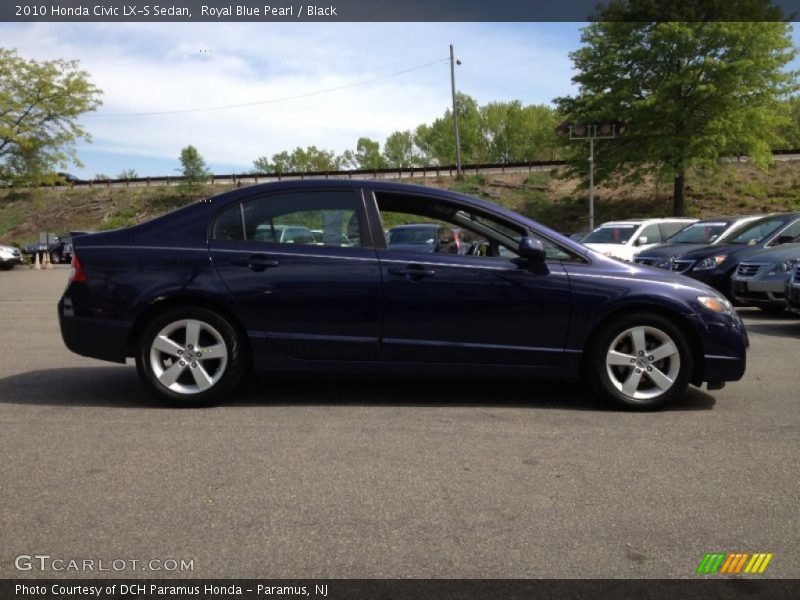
[212,190,365,248]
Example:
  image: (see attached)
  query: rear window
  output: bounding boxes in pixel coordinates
[212,204,244,240]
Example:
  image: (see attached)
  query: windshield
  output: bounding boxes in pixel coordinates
[726,218,788,245]
[667,222,730,244]
[583,225,638,245]
[388,227,436,245]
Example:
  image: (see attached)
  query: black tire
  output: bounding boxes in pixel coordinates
[0,263,14,271]
[584,312,693,411]
[135,307,245,407]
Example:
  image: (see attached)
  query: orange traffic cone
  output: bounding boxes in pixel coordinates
[32,252,41,270]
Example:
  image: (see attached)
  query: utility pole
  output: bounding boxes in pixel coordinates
[588,137,595,231]
[449,44,462,177]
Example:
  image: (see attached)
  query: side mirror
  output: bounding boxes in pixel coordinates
[775,235,794,245]
[636,236,648,246]
[518,236,547,262]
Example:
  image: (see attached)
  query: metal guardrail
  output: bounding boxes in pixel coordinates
[49,149,800,190]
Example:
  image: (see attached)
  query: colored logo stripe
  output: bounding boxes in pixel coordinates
[697,553,726,573]
[745,553,774,574]
[696,553,773,574]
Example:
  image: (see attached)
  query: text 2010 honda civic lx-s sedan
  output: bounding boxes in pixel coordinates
[58,180,748,410]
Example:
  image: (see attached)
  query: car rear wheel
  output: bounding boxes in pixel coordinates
[586,313,692,411]
[135,307,244,407]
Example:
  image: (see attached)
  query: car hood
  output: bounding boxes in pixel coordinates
[735,243,800,264]
[674,243,759,264]
[634,242,709,260]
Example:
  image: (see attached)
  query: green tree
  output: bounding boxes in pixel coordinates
[556,10,798,215]
[252,156,271,173]
[339,137,386,170]
[270,151,292,173]
[0,48,102,186]
[117,169,137,180]
[776,97,800,149]
[414,93,485,165]
[383,130,419,168]
[178,145,210,189]
[287,146,340,172]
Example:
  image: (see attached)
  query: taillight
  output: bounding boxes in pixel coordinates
[70,252,87,282]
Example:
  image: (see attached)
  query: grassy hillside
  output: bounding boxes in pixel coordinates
[1,161,799,247]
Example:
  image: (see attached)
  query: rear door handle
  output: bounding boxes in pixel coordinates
[388,265,435,279]
[231,254,279,272]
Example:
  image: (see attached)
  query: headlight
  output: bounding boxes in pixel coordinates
[698,295,733,314]
[769,258,798,275]
[655,255,677,268]
[693,255,727,271]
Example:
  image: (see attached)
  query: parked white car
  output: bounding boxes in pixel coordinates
[582,218,697,261]
[0,244,23,270]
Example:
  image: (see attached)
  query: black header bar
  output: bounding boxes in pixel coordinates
[2,0,798,22]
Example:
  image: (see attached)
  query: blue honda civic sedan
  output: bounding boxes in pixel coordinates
[58,180,747,410]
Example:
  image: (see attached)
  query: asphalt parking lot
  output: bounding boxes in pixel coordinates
[0,266,798,579]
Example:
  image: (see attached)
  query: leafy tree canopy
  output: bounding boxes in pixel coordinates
[556,4,798,215]
[0,48,102,186]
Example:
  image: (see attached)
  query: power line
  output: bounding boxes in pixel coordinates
[87,57,451,118]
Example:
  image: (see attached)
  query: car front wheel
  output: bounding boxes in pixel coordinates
[136,307,244,407]
[586,313,692,410]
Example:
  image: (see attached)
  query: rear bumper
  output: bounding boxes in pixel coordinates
[59,297,129,363]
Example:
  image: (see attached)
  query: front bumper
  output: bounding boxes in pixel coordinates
[731,273,788,308]
[1,256,22,268]
[685,306,748,385]
[685,269,732,298]
[787,280,800,313]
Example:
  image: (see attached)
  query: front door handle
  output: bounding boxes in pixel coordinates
[231,254,279,272]
[388,265,435,279]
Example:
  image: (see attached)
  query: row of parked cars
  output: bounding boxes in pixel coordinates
[578,213,800,315]
[0,232,88,271]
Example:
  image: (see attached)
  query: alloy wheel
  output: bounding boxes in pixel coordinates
[149,318,228,395]
[605,325,681,401]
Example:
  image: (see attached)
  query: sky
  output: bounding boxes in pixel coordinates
[0,22,798,178]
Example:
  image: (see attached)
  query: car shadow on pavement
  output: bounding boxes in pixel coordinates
[745,322,800,338]
[0,366,161,409]
[0,367,717,412]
